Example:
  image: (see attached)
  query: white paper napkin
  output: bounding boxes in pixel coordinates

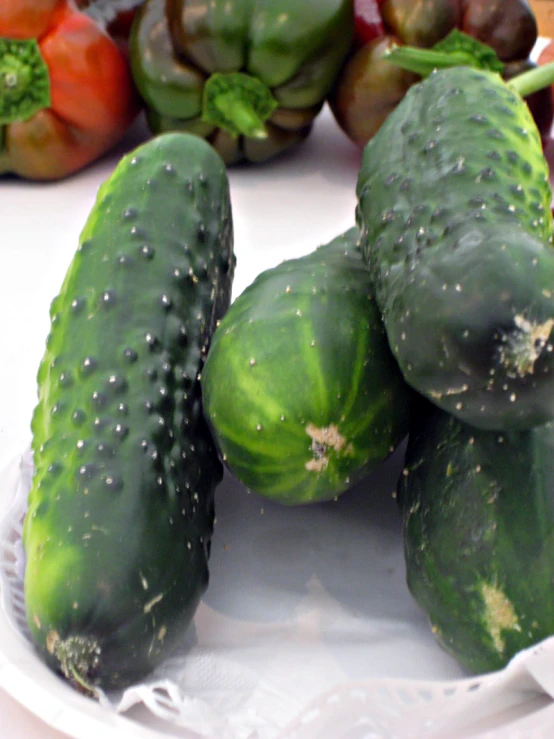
[3,449,554,739]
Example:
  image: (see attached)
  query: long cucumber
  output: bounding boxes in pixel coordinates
[356,61,554,430]
[23,132,235,692]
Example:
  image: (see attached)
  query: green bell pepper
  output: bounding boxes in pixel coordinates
[129,0,354,164]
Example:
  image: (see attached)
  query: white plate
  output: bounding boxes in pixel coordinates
[3,105,554,739]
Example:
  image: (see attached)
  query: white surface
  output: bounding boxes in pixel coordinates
[1,107,554,738]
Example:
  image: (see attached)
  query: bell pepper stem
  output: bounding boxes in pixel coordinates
[508,62,554,99]
[384,29,505,78]
[212,92,269,139]
[383,46,479,77]
[0,37,51,124]
[385,44,554,99]
[202,72,278,139]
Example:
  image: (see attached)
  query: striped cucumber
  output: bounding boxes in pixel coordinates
[201,228,413,504]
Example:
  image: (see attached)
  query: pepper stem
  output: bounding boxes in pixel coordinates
[508,62,554,99]
[0,37,51,124]
[202,72,278,139]
[384,28,505,78]
[385,46,487,76]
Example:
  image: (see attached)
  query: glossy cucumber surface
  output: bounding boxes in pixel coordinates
[23,132,235,692]
[356,65,554,431]
[202,227,413,504]
[400,401,554,673]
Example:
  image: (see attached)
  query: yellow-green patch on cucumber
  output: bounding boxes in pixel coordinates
[400,400,554,673]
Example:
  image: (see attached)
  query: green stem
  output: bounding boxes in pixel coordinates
[67,662,99,698]
[202,72,278,139]
[0,37,51,123]
[49,632,101,698]
[383,29,504,79]
[508,61,554,98]
[383,45,480,77]
[213,92,269,139]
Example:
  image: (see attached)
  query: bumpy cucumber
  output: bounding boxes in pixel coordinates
[399,401,554,674]
[356,65,554,431]
[201,227,413,504]
[23,132,235,692]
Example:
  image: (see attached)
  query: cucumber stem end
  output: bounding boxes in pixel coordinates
[47,630,101,698]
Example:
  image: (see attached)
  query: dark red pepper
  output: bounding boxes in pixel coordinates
[329,0,543,150]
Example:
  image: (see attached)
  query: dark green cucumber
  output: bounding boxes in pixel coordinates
[201,227,413,504]
[356,64,554,431]
[399,401,554,674]
[23,132,235,693]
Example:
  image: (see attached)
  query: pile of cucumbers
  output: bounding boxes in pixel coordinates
[22,54,554,695]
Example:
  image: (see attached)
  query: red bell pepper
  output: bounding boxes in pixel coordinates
[0,0,140,180]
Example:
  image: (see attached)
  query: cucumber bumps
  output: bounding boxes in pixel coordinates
[201,228,413,504]
[400,402,554,673]
[23,133,235,692]
[356,64,554,431]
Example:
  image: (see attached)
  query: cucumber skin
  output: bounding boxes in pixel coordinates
[23,132,235,691]
[201,228,413,505]
[356,65,554,431]
[400,401,554,674]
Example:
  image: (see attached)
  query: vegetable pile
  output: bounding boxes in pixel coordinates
[12,0,554,706]
[3,0,554,179]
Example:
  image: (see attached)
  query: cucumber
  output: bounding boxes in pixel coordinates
[356,64,554,431]
[22,132,235,693]
[201,227,413,504]
[399,401,554,674]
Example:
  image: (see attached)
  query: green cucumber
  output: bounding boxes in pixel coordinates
[201,227,413,504]
[399,401,554,674]
[356,63,554,431]
[23,132,235,693]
